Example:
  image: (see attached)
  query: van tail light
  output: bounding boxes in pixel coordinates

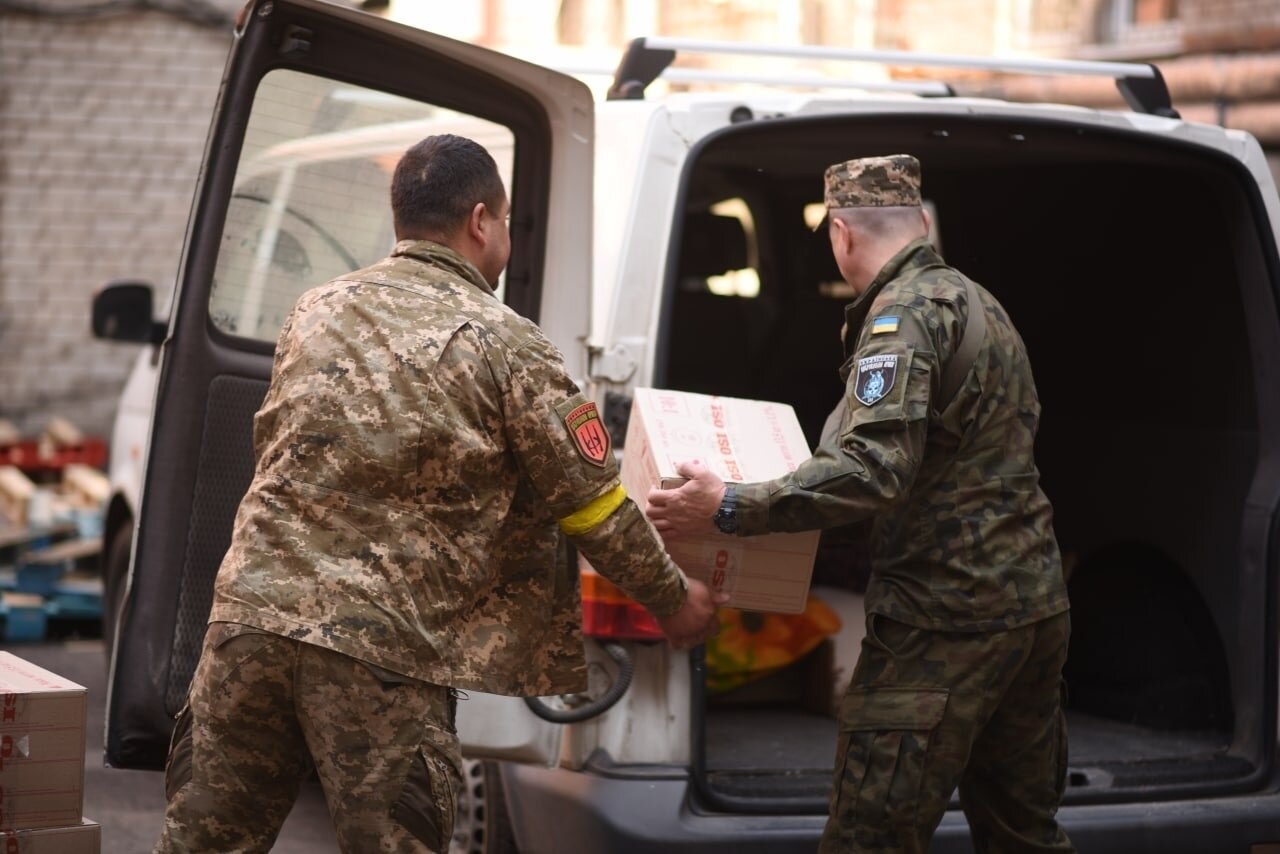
[580,565,664,641]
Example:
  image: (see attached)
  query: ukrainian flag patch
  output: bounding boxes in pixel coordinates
[871,316,900,335]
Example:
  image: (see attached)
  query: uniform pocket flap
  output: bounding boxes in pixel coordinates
[421,724,462,768]
[839,687,948,732]
[208,621,272,650]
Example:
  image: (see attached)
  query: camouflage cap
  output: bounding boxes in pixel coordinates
[824,154,922,209]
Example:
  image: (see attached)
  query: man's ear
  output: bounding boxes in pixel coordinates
[920,205,932,236]
[830,215,855,255]
[467,201,489,245]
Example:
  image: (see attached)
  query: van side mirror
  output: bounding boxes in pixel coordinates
[92,281,165,345]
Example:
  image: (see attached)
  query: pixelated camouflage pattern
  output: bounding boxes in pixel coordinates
[209,241,687,696]
[820,612,1074,853]
[736,238,1068,632]
[157,623,463,853]
[824,154,922,209]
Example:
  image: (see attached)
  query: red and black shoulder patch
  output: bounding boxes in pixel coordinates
[564,401,611,467]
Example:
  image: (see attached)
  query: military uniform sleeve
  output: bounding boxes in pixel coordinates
[252,303,302,464]
[500,331,688,618]
[736,304,937,535]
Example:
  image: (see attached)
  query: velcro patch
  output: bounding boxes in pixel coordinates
[871,316,899,335]
[854,355,898,406]
[565,401,610,466]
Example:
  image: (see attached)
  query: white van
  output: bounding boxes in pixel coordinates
[93,1,1280,851]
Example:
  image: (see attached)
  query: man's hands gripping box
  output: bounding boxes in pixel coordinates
[622,388,820,614]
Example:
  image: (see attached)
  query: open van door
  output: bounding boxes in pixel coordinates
[106,0,593,770]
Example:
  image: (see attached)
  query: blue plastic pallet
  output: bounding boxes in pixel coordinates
[14,537,102,596]
[0,595,47,641]
[0,533,104,640]
[0,576,103,642]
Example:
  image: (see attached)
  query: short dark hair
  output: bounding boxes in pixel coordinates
[831,205,924,240]
[391,134,506,239]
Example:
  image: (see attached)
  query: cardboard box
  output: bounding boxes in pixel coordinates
[622,388,820,614]
[0,819,100,853]
[0,467,34,529]
[0,653,86,830]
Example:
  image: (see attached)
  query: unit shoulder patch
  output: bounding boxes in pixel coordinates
[854,355,899,406]
[565,401,611,466]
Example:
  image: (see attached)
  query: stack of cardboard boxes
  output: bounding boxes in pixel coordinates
[0,463,108,537]
[0,653,100,852]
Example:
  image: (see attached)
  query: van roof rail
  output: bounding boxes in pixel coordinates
[608,36,1178,118]
[560,63,952,96]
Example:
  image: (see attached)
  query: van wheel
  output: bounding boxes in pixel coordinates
[451,759,517,853]
[102,519,133,660]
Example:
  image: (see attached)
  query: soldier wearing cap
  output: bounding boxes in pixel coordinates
[648,154,1074,853]
[155,134,725,853]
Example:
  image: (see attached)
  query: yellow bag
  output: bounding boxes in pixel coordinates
[705,595,842,693]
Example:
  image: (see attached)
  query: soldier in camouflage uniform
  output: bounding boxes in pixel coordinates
[155,134,723,854]
[647,154,1074,853]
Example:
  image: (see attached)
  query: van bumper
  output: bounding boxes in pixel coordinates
[499,763,825,854]
[499,762,1280,854]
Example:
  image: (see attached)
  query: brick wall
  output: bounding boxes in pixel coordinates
[1181,0,1280,50]
[875,0,998,53]
[0,10,231,439]
[660,0,801,43]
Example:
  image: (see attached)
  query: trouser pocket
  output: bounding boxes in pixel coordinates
[163,704,193,802]
[390,733,462,851]
[866,613,921,658]
[825,686,949,850]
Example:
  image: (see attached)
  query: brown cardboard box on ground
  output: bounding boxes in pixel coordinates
[0,818,100,853]
[0,653,87,831]
[622,388,820,614]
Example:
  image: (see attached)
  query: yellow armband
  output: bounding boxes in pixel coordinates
[558,485,627,536]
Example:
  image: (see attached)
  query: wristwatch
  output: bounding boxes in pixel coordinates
[712,485,738,535]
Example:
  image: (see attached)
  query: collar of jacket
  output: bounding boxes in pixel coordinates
[391,239,496,297]
[842,237,941,354]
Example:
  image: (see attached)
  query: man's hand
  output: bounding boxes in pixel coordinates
[657,578,729,650]
[646,460,726,539]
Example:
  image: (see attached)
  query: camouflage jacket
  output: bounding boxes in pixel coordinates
[736,239,1068,631]
[209,241,687,695]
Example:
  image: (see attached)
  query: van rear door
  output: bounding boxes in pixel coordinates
[106,0,593,770]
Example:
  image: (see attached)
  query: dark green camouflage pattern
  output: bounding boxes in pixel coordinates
[157,622,463,853]
[824,154,922,208]
[210,240,687,696]
[736,238,1068,632]
[820,612,1074,853]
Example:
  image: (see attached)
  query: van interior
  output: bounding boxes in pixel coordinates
[650,111,1276,811]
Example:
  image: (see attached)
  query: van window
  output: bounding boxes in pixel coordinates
[208,69,515,343]
[705,198,760,298]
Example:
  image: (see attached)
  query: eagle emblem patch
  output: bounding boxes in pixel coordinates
[854,355,898,406]
[565,401,610,466]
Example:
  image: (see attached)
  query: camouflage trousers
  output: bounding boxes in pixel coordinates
[820,611,1075,854]
[155,622,463,854]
